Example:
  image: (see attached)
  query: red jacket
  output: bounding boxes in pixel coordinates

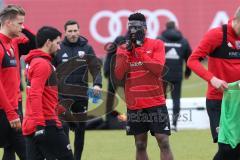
[0,33,26,121]
[187,20,240,100]
[0,29,32,121]
[115,38,166,110]
[23,49,62,135]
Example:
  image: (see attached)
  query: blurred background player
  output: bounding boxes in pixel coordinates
[157,21,192,131]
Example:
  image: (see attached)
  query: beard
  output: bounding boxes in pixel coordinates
[68,36,78,43]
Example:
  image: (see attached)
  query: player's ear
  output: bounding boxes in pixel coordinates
[4,19,11,27]
[45,39,52,47]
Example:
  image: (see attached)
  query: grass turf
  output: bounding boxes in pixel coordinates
[0,129,216,160]
[80,129,216,160]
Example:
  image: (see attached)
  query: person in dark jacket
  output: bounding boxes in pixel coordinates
[104,35,125,128]
[157,21,192,131]
[53,20,102,160]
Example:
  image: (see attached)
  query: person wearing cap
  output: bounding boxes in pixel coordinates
[187,6,240,160]
[115,12,174,160]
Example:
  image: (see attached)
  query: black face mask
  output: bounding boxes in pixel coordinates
[127,20,146,47]
[129,26,144,35]
[128,20,146,35]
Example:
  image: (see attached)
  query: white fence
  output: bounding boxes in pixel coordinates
[166,97,210,130]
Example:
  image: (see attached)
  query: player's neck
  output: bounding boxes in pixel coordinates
[40,47,50,55]
[232,21,240,37]
[0,28,14,39]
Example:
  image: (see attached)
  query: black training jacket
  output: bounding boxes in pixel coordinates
[157,29,192,81]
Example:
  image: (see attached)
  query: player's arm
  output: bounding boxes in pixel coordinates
[18,26,36,56]
[0,52,20,129]
[28,60,50,128]
[84,46,102,96]
[183,39,192,79]
[0,80,20,128]
[87,46,102,87]
[187,28,228,91]
[114,47,130,80]
[187,28,222,81]
[135,40,165,78]
[103,52,113,78]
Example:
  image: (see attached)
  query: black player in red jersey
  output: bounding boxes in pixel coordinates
[115,12,173,160]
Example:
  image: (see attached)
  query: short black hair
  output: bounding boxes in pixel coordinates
[166,21,176,29]
[64,20,79,31]
[36,26,62,48]
[128,12,146,22]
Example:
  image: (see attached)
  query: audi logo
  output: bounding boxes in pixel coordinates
[90,9,179,43]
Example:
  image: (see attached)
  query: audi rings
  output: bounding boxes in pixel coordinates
[90,9,179,43]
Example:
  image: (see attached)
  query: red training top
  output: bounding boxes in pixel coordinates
[187,20,240,100]
[23,49,62,135]
[0,33,24,121]
[115,38,166,110]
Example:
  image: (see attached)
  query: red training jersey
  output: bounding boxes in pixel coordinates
[115,38,166,110]
[187,20,240,100]
[23,49,62,135]
[0,33,21,121]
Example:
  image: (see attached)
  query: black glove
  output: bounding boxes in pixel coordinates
[135,29,145,47]
[104,42,117,54]
[34,126,45,142]
[68,122,78,131]
[125,30,133,51]
[185,69,191,79]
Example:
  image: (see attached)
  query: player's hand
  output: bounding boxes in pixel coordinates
[55,104,66,115]
[184,74,190,80]
[9,118,21,130]
[93,85,101,96]
[34,126,45,142]
[135,29,145,47]
[125,30,133,51]
[210,76,228,92]
[184,71,191,79]
[185,75,190,79]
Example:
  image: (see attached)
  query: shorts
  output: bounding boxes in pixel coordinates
[126,105,171,136]
[0,109,26,159]
[25,126,74,160]
[0,110,11,146]
[206,99,222,143]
